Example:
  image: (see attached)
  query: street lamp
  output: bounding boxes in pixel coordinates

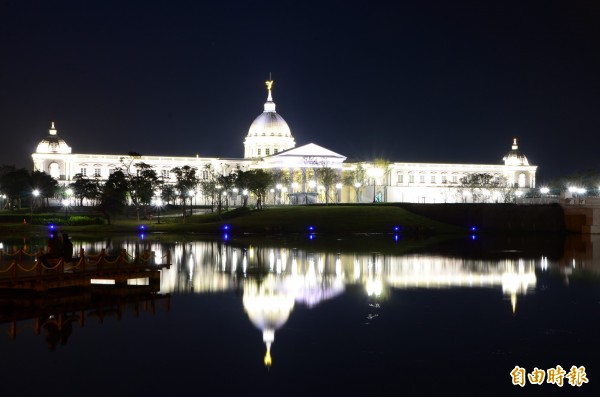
[153,197,163,224]
[232,187,239,206]
[30,189,39,223]
[242,189,248,207]
[62,198,70,221]
[335,183,343,203]
[188,190,195,217]
[276,183,282,205]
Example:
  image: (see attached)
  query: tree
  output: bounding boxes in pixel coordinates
[98,170,128,224]
[316,162,339,204]
[69,173,99,206]
[247,169,272,210]
[30,170,58,207]
[458,173,516,203]
[119,153,159,220]
[216,172,236,212]
[171,166,199,222]
[0,166,30,210]
[343,163,367,203]
[234,169,251,208]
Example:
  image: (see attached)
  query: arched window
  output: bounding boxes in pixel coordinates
[49,162,60,179]
[518,173,526,187]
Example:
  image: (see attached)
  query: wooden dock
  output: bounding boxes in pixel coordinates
[0,248,171,292]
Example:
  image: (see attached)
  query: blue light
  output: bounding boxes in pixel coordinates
[48,224,56,230]
[394,226,400,232]
[471,226,477,231]
[308,226,315,231]
[224,233,229,240]
[394,234,399,242]
[139,224,146,231]
[140,233,145,240]
[223,225,230,231]
[471,234,476,240]
[308,233,315,240]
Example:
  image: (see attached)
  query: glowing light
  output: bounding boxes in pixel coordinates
[471,226,476,231]
[139,225,146,230]
[308,226,314,231]
[540,187,550,195]
[224,233,229,241]
[223,225,230,231]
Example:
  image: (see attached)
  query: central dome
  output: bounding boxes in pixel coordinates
[503,138,529,166]
[243,80,295,158]
[36,122,72,154]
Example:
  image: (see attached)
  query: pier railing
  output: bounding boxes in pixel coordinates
[0,247,172,280]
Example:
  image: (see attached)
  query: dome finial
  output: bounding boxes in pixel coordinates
[512,137,518,150]
[49,122,57,136]
[265,74,274,102]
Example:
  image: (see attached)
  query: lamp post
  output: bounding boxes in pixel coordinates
[188,190,195,217]
[30,189,39,223]
[276,183,282,205]
[62,199,70,221]
[354,182,361,203]
[232,187,239,206]
[281,187,288,205]
[540,187,549,204]
[153,197,163,224]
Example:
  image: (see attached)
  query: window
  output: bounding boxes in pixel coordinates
[420,175,425,183]
[274,148,279,154]
[161,170,170,179]
[80,168,87,177]
[257,148,261,156]
[409,175,415,183]
[442,175,447,184]
[397,173,403,184]
[94,168,101,178]
[452,175,458,183]
[430,175,436,184]
[266,148,270,156]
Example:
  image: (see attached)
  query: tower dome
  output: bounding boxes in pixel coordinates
[35,122,72,154]
[503,138,529,166]
[243,79,295,158]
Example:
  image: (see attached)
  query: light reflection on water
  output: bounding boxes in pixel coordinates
[1,233,599,394]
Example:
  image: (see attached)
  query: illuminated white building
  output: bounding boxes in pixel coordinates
[31,80,537,203]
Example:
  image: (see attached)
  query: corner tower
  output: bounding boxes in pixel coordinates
[243,79,295,158]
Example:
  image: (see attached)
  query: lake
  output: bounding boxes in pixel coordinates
[0,231,598,396]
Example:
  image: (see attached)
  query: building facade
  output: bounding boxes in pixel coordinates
[32,80,537,204]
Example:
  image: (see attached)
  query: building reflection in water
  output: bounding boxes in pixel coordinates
[79,238,537,366]
[4,233,600,364]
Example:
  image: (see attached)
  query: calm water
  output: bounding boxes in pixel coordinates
[1,232,599,396]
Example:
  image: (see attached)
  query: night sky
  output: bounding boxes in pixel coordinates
[1,0,599,181]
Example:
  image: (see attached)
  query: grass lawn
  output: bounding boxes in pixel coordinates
[0,205,467,236]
